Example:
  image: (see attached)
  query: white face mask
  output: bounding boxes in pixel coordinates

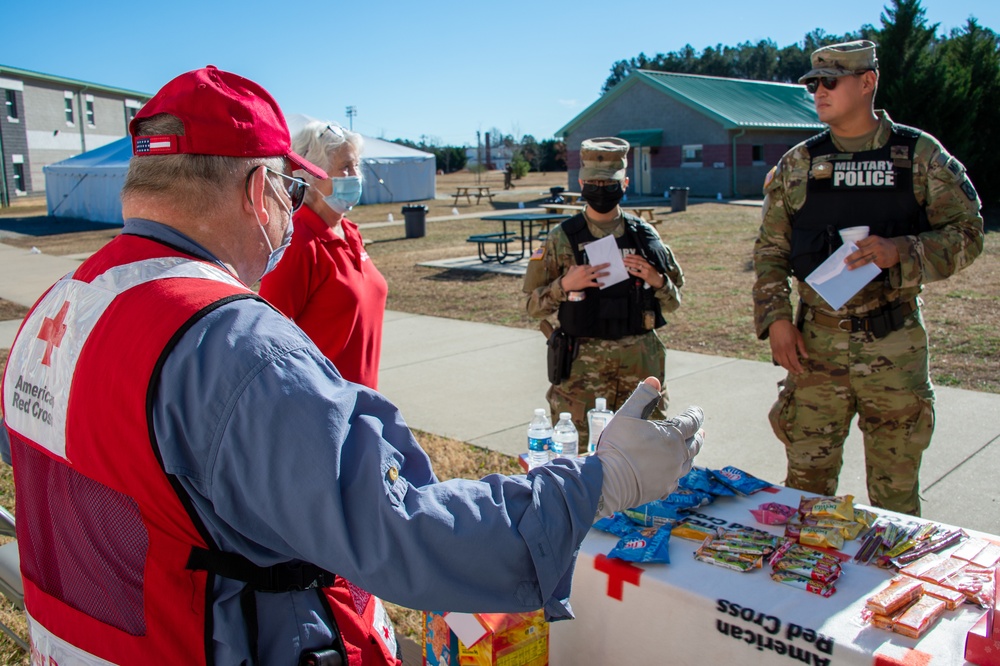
[256,176,294,278]
[323,175,363,214]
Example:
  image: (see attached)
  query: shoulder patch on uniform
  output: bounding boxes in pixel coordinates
[529,246,546,261]
[809,162,833,179]
[961,179,978,201]
[763,165,777,189]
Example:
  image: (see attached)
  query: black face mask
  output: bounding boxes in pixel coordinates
[581,182,624,214]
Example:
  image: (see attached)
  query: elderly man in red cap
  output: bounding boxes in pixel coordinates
[1,67,704,665]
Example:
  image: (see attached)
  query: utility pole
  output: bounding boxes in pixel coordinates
[345,106,357,131]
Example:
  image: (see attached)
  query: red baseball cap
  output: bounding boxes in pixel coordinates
[129,65,327,179]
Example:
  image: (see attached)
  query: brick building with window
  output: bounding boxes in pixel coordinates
[557,70,825,198]
[0,64,150,206]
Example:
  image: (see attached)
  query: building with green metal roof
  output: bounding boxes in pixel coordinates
[556,70,825,198]
[0,65,151,206]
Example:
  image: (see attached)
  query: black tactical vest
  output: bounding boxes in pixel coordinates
[558,214,668,339]
[789,125,929,279]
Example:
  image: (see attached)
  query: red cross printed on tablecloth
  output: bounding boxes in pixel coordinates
[593,554,642,601]
[873,647,933,666]
[37,300,71,366]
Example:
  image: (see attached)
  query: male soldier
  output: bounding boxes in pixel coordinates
[523,137,684,441]
[1,67,705,665]
[753,40,984,516]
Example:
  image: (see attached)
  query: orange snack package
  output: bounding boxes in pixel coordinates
[893,595,946,639]
[866,577,923,615]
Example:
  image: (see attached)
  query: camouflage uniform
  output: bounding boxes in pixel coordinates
[753,110,984,515]
[523,212,684,440]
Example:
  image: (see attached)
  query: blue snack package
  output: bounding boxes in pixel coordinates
[593,513,643,537]
[678,467,736,497]
[711,466,773,496]
[623,499,685,527]
[608,525,672,563]
[664,488,716,511]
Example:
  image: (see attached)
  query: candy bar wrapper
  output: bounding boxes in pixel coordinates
[671,522,718,542]
[784,520,802,540]
[799,526,845,550]
[710,466,773,496]
[920,557,968,585]
[608,525,671,563]
[773,559,841,585]
[943,565,996,608]
[854,508,878,528]
[751,502,797,526]
[593,513,643,538]
[695,538,763,573]
[799,495,855,521]
[866,577,924,615]
[899,553,947,579]
[769,571,836,597]
[898,576,966,610]
[951,537,988,562]
[893,595,946,639]
[623,500,685,528]
[678,467,736,497]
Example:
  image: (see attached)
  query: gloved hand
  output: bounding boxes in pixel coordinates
[594,378,704,518]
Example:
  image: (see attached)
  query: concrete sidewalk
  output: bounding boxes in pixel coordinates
[2,241,998,535]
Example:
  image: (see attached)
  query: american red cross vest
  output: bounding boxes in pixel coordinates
[1,234,398,665]
[789,125,929,280]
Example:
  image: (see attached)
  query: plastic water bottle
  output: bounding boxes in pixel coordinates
[527,409,553,469]
[552,412,579,459]
[587,398,614,455]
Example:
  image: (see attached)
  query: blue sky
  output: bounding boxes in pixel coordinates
[3,0,995,146]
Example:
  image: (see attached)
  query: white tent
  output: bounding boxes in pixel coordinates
[43,136,131,224]
[286,114,436,205]
[42,119,437,225]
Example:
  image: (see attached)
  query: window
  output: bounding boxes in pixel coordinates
[65,96,74,124]
[13,163,25,194]
[86,99,95,126]
[752,145,764,164]
[4,90,17,120]
[681,144,703,167]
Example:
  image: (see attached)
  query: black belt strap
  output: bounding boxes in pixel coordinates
[187,547,336,593]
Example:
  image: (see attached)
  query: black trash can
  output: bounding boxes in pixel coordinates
[402,204,428,238]
[669,186,690,213]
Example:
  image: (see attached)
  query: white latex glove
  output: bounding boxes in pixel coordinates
[594,377,704,518]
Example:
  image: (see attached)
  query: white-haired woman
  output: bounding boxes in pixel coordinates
[260,121,388,389]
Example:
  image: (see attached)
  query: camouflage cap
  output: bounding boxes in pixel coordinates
[798,40,878,83]
[579,137,630,181]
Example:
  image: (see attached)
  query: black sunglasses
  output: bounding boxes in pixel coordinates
[245,166,308,212]
[804,70,873,94]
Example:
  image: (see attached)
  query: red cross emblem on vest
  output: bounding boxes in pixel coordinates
[37,300,70,366]
[593,553,643,601]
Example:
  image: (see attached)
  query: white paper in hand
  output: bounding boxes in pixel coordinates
[583,234,629,289]
[805,242,881,310]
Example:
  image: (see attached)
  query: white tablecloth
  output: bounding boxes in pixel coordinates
[550,485,990,666]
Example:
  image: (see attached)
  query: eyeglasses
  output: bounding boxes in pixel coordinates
[246,165,308,212]
[804,70,873,94]
[320,124,345,139]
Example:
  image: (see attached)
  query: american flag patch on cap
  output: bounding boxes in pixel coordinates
[133,135,178,155]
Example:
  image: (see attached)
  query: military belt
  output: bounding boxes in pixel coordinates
[809,299,917,336]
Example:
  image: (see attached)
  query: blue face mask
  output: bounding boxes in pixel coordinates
[258,177,295,278]
[323,176,363,214]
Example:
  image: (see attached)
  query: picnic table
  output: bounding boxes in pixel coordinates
[541,203,584,215]
[451,186,496,206]
[560,191,583,205]
[468,212,569,263]
[625,207,658,223]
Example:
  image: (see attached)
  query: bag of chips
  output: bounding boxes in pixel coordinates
[608,525,672,564]
[710,466,773,496]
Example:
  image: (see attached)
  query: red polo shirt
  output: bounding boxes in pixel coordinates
[259,205,388,389]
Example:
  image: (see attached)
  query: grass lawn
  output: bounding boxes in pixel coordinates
[0,169,997,657]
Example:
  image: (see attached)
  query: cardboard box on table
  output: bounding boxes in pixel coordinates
[423,610,548,666]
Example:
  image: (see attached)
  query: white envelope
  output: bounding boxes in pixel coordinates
[583,234,629,289]
[805,242,881,311]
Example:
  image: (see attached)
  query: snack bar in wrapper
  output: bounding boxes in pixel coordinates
[799,525,845,550]
[971,543,1000,568]
[866,577,924,615]
[799,495,855,521]
[901,576,965,610]
[770,571,836,597]
[694,539,762,573]
[892,595,946,639]
[710,466,773,496]
[943,565,996,608]
[671,522,718,542]
[919,557,968,585]
[951,537,989,562]
[899,553,946,579]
